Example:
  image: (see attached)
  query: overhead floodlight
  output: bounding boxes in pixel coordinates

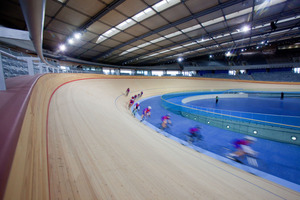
[241,25,250,32]
[74,32,81,39]
[209,55,213,58]
[68,38,74,44]
[225,51,231,57]
[177,57,183,62]
[59,44,66,51]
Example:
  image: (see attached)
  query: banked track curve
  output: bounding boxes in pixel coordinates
[4,73,300,200]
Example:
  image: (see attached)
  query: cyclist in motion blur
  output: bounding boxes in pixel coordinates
[140,106,151,122]
[132,102,140,117]
[227,136,258,166]
[187,126,202,144]
[160,114,172,131]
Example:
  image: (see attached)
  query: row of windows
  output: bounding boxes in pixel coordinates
[69,66,300,76]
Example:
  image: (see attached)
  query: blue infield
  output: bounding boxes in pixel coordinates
[134,94,300,192]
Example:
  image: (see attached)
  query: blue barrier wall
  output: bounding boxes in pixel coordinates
[161,90,300,145]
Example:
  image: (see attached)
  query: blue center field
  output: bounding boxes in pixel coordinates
[186,97,300,117]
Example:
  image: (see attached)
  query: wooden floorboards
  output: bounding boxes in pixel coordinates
[4,74,300,200]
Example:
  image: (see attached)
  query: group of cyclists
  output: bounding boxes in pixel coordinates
[126,87,258,164]
[127,88,143,110]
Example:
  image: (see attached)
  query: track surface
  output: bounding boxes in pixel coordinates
[4,74,300,200]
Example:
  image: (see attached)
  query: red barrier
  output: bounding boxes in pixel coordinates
[0,74,41,200]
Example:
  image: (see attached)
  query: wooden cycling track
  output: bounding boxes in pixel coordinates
[3,73,300,200]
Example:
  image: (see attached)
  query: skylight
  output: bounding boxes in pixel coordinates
[165,31,182,38]
[137,42,152,48]
[150,37,166,43]
[132,8,156,22]
[234,38,249,43]
[170,46,183,51]
[277,15,300,24]
[96,0,181,44]
[102,28,120,38]
[183,42,197,47]
[201,17,224,27]
[225,8,252,20]
[119,0,287,55]
[117,0,291,58]
[182,24,201,33]
[255,0,286,12]
[152,0,181,12]
[160,49,171,53]
[116,18,136,30]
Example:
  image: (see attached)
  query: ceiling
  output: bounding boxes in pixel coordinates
[0,0,300,67]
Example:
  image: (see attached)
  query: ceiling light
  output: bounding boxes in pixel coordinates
[241,25,250,32]
[68,38,74,44]
[59,44,66,51]
[177,57,183,62]
[74,33,81,39]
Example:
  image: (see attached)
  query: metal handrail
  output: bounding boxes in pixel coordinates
[19,0,53,66]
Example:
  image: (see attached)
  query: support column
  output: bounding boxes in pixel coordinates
[38,63,42,73]
[27,58,34,75]
[0,53,6,90]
